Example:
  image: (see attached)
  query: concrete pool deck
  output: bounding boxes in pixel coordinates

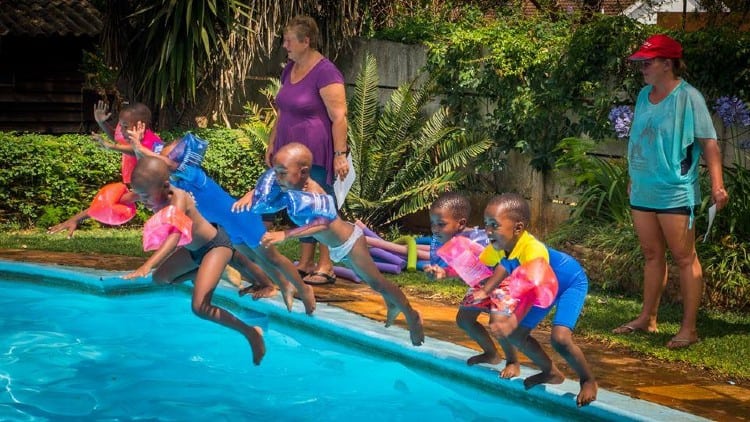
[0,249,747,421]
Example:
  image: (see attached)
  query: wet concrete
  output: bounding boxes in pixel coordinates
[1,249,748,421]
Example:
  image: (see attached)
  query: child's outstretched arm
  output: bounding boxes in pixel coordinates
[123,230,183,279]
[231,189,255,213]
[93,100,115,141]
[47,191,139,238]
[123,194,187,280]
[260,217,331,246]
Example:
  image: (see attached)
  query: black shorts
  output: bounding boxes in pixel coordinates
[630,204,698,216]
[189,225,233,264]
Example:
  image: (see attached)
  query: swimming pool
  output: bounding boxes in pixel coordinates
[0,260,705,421]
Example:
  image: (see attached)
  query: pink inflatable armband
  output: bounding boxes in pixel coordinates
[250,169,285,214]
[142,205,193,251]
[436,236,493,287]
[89,182,136,225]
[504,258,559,308]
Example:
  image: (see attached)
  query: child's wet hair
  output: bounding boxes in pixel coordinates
[430,192,470,220]
[487,193,530,227]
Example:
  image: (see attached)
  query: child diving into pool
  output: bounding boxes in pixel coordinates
[458,193,597,407]
[48,111,282,307]
[238,142,424,346]
[125,122,316,315]
[125,156,265,365]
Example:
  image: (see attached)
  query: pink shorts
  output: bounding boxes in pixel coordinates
[460,285,535,317]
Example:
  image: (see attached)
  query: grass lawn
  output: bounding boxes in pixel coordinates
[2,228,748,380]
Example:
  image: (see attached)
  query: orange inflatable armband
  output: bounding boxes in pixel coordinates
[88,182,136,225]
[142,205,193,251]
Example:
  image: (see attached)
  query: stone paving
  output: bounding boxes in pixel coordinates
[1,249,748,421]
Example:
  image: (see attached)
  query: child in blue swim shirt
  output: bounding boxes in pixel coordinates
[458,193,597,408]
[131,124,317,315]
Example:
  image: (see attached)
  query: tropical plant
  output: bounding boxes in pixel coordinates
[101,0,367,127]
[344,53,493,228]
[555,137,631,225]
[237,79,281,151]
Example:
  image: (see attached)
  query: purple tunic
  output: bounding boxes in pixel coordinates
[273,58,345,185]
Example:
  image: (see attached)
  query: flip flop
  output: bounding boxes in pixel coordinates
[612,324,658,334]
[666,337,700,350]
[303,271,336,286]
[297,269,310,278]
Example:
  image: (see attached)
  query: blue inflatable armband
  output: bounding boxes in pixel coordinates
[286,191,337,225]
[167,133,208,172]
[250,169,285,214]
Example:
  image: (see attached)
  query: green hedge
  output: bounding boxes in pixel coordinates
[0,128,266,228]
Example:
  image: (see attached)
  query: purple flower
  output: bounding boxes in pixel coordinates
[608,105,633,139]
[714,96,750,128]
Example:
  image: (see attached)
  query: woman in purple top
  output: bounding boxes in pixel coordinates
[265,15,350,286]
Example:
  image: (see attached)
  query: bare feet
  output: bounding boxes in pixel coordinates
[612,319,658,334]
[577,379,598,407]
[384,302,402,327]
[238,284,277,300]
[466,352,502,366]
[300,283,317,315]
[406,311,425,346]
[523,368,565,390]
[500,361,520,378]
[281,285,296,312]
[245,326,265,366]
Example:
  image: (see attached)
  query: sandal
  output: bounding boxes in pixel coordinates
[303,271,336,286]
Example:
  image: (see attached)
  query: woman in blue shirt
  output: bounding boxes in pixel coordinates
[612,35,729,349]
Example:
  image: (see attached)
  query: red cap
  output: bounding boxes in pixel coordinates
[628,34,682,60]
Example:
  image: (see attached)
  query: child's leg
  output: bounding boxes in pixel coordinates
[496,337,521,378]
[346,236,424,346]
[508,326,565,389]
[152,248,199,284]
[234,244,297,312]
[550,325,597,407]
[229,249,277,299]
[254,244,317,315]
[191,246,265,365]
[455,307,502,366]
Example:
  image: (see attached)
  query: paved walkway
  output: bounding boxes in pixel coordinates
[1,249,747,421]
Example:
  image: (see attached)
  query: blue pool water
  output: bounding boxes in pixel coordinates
[0,262,705,422]
[0,274,568,421]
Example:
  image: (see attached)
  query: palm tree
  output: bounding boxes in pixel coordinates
[100,0,366,127]
[345,53,493,228]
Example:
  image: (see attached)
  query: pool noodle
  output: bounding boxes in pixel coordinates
[375,261,402,274]
[364,236,430,261]
[416,260,431,271]
[369,247,406,268]
[333,266,362,282]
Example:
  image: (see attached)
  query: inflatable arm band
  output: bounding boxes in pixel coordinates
[89,182,136,225]
[167,133,208,172]
[504,258,559,308]
[143,205,193,251]
[436,236,493,287]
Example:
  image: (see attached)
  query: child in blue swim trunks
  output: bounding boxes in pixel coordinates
[243,142,424,346]
[458,193,597,407]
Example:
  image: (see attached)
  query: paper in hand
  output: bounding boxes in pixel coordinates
[333,154,355,209]
[702,203,717,243]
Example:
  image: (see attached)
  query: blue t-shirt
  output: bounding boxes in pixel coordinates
[628,80,717,209]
